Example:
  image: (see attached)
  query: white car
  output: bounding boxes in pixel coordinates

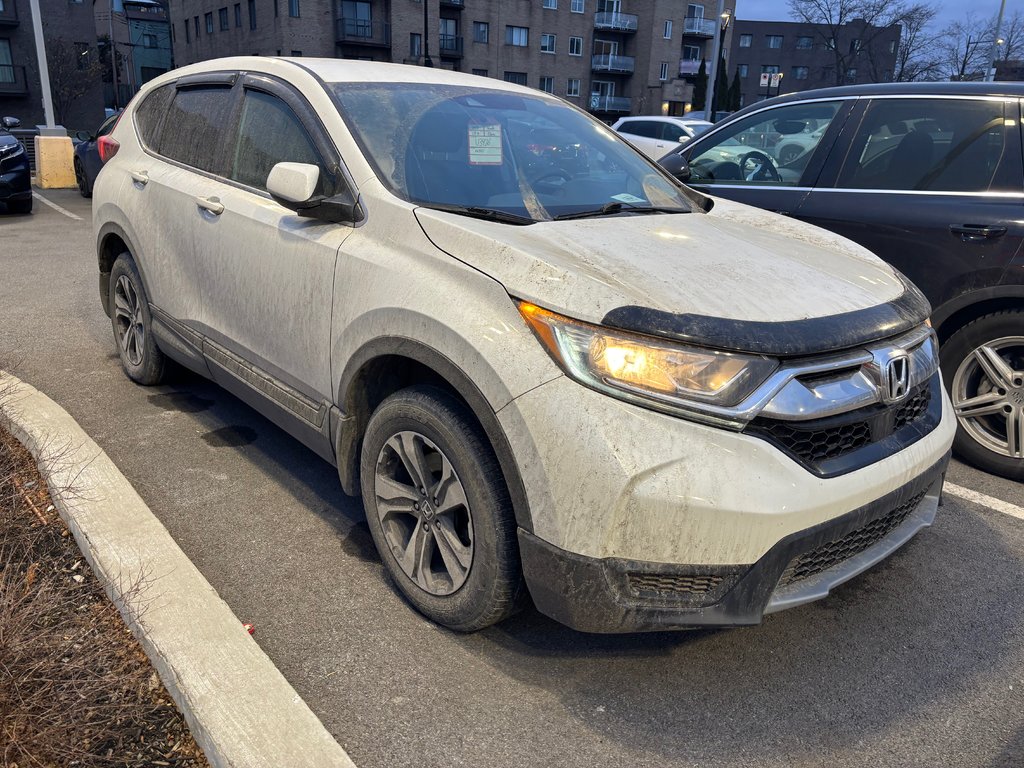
[92,59,954,633]
[612,115,714,159]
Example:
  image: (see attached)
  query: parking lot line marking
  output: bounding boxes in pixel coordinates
[945,482,1024,521]
[32,191,83,221]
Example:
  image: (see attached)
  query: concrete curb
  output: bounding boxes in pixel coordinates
[0,372,357,768]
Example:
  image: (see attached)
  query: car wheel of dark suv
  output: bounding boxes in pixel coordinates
[110,253,166,386]
[75,158,92,198]
[942,310,1024,481]
[360,385,524,631]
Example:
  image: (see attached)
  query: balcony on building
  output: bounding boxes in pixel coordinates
[439,0,464,9]
[683,17,716,37]
[591,54,635,74]
[593,11,637,33]
[0,0,18,26]
[124,0,168,22]
[0,64,28,95]
[679,59,701,76]
[439,34,463,58]
[589,94,631,113]
[336,17,391,47]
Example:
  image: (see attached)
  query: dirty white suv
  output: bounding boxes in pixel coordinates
[93,58,955,633]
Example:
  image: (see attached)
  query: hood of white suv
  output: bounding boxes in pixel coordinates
[415,196,909,331]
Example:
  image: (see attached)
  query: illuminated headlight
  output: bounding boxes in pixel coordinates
[519,302,778,415]
[0,143,24,160]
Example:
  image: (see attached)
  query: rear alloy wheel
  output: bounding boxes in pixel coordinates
[110,253,166,385]
[360,385,523,631]
[942,310,1024,481]
[75,158,91,198]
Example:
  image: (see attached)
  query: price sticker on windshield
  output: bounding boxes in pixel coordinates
[468,123,503,165]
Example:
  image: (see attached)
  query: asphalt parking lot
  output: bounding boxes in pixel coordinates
[1,190,1022,768]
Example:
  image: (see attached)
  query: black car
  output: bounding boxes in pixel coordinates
[660,82,1024,481]
[0,116,32,214]
[74,113,120,198]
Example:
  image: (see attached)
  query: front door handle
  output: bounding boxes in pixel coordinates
[196,196,224,215]
[950,224,1007,242]
[130,169,148,185]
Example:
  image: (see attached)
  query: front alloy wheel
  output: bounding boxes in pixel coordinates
[952,336,1024,459]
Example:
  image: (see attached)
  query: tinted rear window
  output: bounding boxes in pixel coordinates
[158,86,235,173]
[134,84,174,149]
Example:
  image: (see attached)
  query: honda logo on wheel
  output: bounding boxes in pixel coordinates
[882,354,911,403]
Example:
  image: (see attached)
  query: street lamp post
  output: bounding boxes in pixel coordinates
[704,1,730,120]
[422,0,433,67]
[986,0,1007,82]
[27,0,56,129]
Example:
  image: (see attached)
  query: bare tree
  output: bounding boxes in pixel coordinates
[788,0,921,85]
[939,13,992,81]
[885,3,943,81]
[996,10,1023,62]
[45,38,104,126]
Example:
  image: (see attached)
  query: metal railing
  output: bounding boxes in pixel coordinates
[335,17,391,46]
[683,17,716,37]
[679,59,701,75]
[594,11,637,32]
[591,53,635,73]
[439,34,463,57]
[588,94,631,112]
[0,65,28,95]
[439,0,464,7]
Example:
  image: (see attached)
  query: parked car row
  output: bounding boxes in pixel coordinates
[91,58,956,635]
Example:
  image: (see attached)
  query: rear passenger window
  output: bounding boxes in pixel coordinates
[158,85,236,173]
[134,84,174,149]
[229,89,327,194]
[620,120,659,138]
[838,98,1018,192]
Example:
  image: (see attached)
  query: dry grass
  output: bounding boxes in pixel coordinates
[0,422,210,768]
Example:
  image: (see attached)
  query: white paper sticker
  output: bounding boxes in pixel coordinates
[611,193,646,204]
[468,123,503,165]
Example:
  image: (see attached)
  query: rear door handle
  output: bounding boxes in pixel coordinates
[950,224,1007,242]
[130,169,148,185]
[196,196,224,215]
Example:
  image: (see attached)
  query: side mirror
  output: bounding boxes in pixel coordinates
[75,130,92,142]
[660,152,691,182]
[1,116,20,130]
[266,161,363,224]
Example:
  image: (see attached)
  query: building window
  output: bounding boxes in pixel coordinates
[504,71,528,85]
[539,76,554,92]
[234,3,241,26]
[663,20,672,39]
[472,68,488,77]
[845,67,857,82]
[142,33,158,48]
[274,0,278,17]
[738,63,748,77]
[568,35,582,56]
[205,12,213,33]
[792,65,808,80]
[184,20,191,42]
[540,33,555,53]
[889,40,897,54]
[473,21,488,43]
[567,78,580,96]
[796,36,812,49]
[761,64,779,74]
[289,0,299,16]
[219,7,228,30]
[739,34,751,47]
[682,44,700,60]
[766,35,783,48]
[849,39,861,53]
[410,33,421,57]
[659,61,669,81]
[543,0,557,8]
[248,0,256,29]
[506,26,528,46]
[571,0,584,12]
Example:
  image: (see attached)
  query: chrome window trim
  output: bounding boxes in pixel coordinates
[809,188,1024,198]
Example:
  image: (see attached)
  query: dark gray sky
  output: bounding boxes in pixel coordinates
[735,0,1008,31]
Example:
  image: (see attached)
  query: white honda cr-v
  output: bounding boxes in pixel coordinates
[92,58,955,633]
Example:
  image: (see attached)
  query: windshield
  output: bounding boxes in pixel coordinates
[329,82,693,222]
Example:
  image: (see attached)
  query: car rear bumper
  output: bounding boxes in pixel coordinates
[518,453,948,633]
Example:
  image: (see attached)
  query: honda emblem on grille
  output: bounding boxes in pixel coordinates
[883,354,911,403]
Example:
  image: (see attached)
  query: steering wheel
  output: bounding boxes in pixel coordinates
[739,150,782,182]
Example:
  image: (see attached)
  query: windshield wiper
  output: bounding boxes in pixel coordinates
[418,203,535,226]
[553,201,689,221]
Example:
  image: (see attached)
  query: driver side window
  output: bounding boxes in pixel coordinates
[688,100,842,186]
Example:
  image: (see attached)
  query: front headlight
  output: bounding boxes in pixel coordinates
[519,302,778,418]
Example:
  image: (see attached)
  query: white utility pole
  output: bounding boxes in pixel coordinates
[27,0,56,129]
[986,0,1007,82]
[704,0,726,119]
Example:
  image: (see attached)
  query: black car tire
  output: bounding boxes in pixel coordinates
[75,158,92,198]
[7,197,31,214]
[360,385,524,632]
[941,309,1024,481]
[110,253,166,386]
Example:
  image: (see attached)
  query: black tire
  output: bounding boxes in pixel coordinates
[7,197,31,214]
[109,253,166,386]
[940,309,1024,481]
[75,158,92,198]
[360,385,524,631]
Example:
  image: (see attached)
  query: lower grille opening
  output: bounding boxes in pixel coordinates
[778,491,927,588]
[626,573,723,597]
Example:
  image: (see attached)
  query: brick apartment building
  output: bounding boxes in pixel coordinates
[168,0,735,118]
[728,18,900,107]
[0,0,106,130]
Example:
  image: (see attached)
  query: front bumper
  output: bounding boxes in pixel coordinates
[519,453,948,633]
